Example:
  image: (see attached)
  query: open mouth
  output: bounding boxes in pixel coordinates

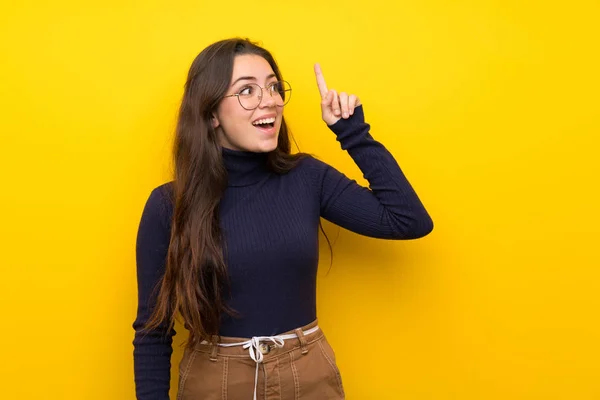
[252,117,276,130]
[255,122,274,128]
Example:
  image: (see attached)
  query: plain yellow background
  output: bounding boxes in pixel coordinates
[1,0,599,399]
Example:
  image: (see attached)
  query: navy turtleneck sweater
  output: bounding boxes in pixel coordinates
[133,105,433,399]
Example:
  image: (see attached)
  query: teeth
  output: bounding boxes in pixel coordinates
[252,117,276,125]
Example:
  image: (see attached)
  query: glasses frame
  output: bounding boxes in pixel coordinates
[223,80,292,110]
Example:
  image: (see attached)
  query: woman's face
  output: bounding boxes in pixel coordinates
[213,54,283,153]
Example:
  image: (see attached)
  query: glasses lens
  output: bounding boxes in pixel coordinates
[238,83,261,110]
[272,81,292,106]
[237,81,292,110]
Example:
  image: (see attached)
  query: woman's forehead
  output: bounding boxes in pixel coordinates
[231,54,275,83]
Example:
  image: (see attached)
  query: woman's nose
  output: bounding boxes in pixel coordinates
[258,89,276,108]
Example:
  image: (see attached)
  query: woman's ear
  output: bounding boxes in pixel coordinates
[211,113,220,129]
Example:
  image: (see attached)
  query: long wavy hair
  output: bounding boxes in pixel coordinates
[144,38,331,349]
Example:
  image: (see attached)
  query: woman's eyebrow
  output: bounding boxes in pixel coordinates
[231,73,277,86]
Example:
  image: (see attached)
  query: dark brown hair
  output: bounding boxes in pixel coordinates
[143,38,310,348]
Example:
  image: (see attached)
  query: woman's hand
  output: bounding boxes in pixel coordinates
[314,63,361,126]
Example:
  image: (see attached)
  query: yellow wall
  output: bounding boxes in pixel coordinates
[1,0,599,398]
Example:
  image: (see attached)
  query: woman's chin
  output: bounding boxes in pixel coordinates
[255,137,279,153]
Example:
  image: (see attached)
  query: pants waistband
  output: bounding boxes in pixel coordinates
[197,320,321,400]
[196,319,321,359]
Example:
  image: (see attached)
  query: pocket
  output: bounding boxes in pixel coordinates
[317,337,345,398]
[177,349,223,400]
[289,336,346,399]
[176,349,198,400]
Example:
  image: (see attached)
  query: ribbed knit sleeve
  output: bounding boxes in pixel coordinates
[318,105,433,239]
[133,184,176,400]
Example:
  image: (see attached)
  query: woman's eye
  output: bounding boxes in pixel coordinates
[239,86,254,96]
[268,82,281,94]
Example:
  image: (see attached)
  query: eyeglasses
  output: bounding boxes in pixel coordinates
[223,80,292,110]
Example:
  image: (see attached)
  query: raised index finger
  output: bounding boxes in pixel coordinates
[314,63,328,98]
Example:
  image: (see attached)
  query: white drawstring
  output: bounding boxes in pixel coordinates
[202,326,320,400]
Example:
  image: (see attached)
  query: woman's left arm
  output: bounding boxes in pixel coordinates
[314,64,433,239]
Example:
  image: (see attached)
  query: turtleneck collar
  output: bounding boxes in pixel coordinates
[222,147,271,187]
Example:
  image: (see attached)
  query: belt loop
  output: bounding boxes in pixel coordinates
[209,335,219,362]
[295,328,309,355]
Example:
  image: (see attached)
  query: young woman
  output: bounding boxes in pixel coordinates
[133,38,433,400]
